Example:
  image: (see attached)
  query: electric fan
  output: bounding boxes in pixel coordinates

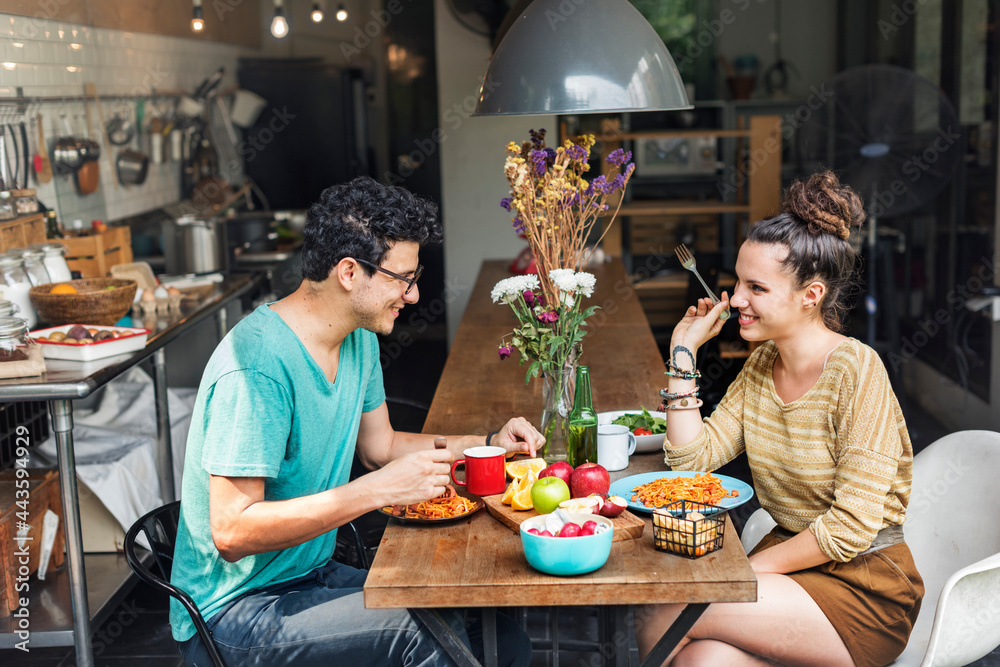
[796,64,960,348]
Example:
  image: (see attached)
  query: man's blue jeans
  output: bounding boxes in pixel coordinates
[178,560,532,666]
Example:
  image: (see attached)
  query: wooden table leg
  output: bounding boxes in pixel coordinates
[412,608,482,667]
[640,603,708,667]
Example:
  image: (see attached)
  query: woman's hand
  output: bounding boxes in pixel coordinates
[671,292,729,350]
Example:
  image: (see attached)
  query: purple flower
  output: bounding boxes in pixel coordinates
[529,150,546,175]
[607,148,632,166]
[536,310,558,324]
[590,174,611,195]
[566,144,587,161]
[529,129,546,149]
[523,290,536,307]
[610,173,626,192]
[500,196,513,212]
[625,163,635,178]
[544,147,556,161]
[498,345,512,360]
[512,216,526,234]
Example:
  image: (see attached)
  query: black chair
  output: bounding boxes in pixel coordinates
[124,502,372,667]
[124,501,228,667]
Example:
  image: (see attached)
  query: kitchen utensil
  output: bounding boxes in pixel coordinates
[19,122,29,189]
[230,89,267,128]
[72,114,98,162]
[86,83,118,189]
[77,99,101,195]
[105,114,134,145]
[449,446,506,496]
[5,124,20,189]
[35,113,52,183]
[607,471,754,514]
[162,214,229,275]
[675,244,730,320]
[53,114,84,175]
[117,103,149,186]
[212,182,252,213]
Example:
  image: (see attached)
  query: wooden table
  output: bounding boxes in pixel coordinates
[364,260,756,666]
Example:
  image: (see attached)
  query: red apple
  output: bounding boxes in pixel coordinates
[598,495,628,518]
[538,461,574,487]
[570,462,610,498]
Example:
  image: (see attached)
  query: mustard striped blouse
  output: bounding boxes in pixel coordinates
[664,338,912,562]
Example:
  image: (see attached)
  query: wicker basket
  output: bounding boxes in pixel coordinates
[28,278,138,326]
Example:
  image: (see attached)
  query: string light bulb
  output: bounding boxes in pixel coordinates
[311,2,324,22]
[191,0,204,32]
[335,3,348,21]
[270,0,288,38]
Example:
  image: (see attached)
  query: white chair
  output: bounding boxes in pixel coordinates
[739,430,1000,667]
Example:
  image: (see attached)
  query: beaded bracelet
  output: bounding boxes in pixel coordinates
[664,360,700,380]
[662,398,703,411]
[659,387,700,401]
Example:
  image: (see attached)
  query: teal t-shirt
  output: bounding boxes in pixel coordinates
[169,304,385,642]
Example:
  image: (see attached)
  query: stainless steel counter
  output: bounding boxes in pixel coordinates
[0,272,265,664]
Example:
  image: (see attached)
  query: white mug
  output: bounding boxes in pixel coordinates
[597,424,637,472]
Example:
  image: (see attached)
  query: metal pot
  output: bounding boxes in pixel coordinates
[117,148,149,186]
[162,215,229,275]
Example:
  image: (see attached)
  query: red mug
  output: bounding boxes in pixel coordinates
[450,446,507,496]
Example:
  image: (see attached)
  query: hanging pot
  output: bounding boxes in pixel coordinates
[117,148,149,186]
[53,115,84,175]
[76,160,100,195]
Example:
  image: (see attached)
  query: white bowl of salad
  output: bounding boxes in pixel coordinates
[597,408,666,453]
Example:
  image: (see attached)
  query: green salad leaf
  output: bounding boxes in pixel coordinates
[611,407,666,434]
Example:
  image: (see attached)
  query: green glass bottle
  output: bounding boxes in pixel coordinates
[567,365,598,467]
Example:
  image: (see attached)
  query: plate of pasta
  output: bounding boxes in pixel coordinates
[379,486,484,524]
[608,471,754,514]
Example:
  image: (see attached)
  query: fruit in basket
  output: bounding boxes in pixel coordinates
[67,325,91,341]
[49,284,78,295]
[538,461,574,486]
[529,476,571,514]
[569,463,610,498]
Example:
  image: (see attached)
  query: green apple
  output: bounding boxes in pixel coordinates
[530,477,571,514]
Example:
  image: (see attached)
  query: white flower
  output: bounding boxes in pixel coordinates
[574,272,596,298]
[549,269,577,292]
[491,275,539,303]
[561,293,575,308]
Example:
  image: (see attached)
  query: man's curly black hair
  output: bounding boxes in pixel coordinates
[301,176,443,282]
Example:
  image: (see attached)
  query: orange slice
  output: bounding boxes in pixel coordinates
[505,458,546,480]
[49,284,77,295]
[511,485,534,511]
[501,481,515,505]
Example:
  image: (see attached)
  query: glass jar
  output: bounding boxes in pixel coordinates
[0,253,37,328]
[0,300,20,317]
[33,243,72,283]
[17,248,52,287]
[0,192,14,221]
[0,317,35,363]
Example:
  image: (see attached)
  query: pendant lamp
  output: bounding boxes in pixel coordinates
[474,0,691,116]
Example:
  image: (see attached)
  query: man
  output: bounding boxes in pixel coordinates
[171,176,542,666]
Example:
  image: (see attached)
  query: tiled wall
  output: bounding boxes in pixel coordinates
[1,13,253,225]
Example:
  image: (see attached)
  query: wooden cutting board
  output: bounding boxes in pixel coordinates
[483,494,645,542]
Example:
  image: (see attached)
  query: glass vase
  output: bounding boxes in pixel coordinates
[539,363,577,464]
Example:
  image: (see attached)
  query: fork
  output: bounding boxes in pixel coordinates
[674,244,730,321]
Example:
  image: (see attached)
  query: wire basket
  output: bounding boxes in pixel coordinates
[651,500,726,558]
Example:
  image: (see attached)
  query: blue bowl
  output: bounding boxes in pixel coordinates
[519,512,614,576]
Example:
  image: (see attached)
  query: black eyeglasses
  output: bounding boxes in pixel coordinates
[354,258,424,295]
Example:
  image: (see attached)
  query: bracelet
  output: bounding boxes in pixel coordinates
[485,431,500,447]
[661,398,704,411]
[659,387,700,401]
[664,360,700,379]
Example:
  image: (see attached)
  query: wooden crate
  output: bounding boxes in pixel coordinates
[0,469,65,616]
[0,213,46,253]
[59,226,133,278]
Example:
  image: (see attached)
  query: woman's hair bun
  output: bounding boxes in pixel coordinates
[782,170,865,240]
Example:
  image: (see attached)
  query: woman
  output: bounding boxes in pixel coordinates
[637,172,923,667]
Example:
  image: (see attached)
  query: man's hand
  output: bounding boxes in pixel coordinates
[370,447,454,506]
[493,417,545,458]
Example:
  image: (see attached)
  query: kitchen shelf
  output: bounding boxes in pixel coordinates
[0,551,151,648]
[611,200,752,217]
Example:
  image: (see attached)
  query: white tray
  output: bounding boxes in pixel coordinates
[31,324,150,362]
